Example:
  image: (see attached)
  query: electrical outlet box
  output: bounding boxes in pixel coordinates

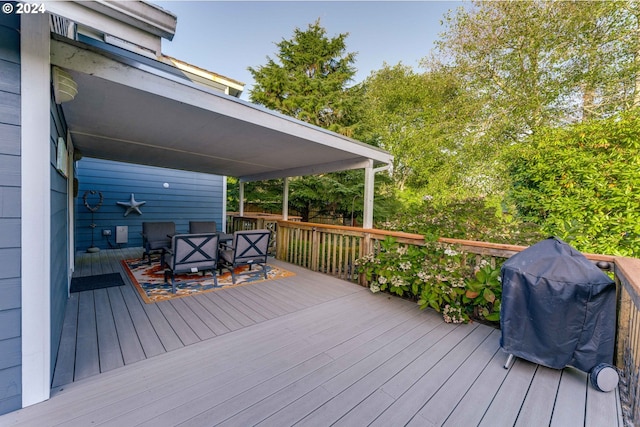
[102,229,112,236]
[116,226,128,244]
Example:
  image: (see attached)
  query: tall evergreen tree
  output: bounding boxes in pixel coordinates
[248,19,359,135]
[245,19,389,223]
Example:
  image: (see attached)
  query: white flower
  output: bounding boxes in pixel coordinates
[370,284,381,293]
[443,305,465,324]
[417,270,431,282]
[399,261,412,271]
[444,248,459,257]
[396,246,408,255]
[378,276,388,285]
[391,276,406,288]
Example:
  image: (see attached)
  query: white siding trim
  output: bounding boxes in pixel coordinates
[20,13,51,407]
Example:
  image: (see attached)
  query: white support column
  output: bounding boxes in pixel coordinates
[239,181,245,216]
[21,13,51,407]
[363,160,375,229]
[282,177,289,221]
[221,176,228,233]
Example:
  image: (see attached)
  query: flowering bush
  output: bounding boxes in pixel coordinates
[355,236,503,324]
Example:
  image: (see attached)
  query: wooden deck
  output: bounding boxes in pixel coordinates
[1,248,623,426]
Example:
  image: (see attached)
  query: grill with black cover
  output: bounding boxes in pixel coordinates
[500,237,618,392]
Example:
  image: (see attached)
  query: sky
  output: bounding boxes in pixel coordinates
[155,1,465,99]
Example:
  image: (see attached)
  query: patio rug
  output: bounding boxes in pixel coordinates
[121,256,295,303]
[70,273,125,293]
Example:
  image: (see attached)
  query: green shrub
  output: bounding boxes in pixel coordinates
[356,236,504,324]
[379,197,545,246]
[508,110,640,257]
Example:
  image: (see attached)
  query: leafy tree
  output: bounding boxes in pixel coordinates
[358,63,486,203]
[425,0,640,244]
[436,0,640,136]
[508,110,640,257]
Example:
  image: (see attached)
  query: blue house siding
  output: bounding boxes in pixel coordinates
[49,101,69,379]
[76,158,225,251]
[0,11,22,415]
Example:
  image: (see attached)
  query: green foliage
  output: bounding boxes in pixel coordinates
[436,1,640,131]
[233,170,397,224]
[380,197,545,246]
[356,236,503,324]
[463,263,502,322]
[508,111,640,257]
[248,19,359,134]
[357,63,486,200]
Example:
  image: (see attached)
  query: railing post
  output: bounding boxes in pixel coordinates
[616,282,631,367]
[311,227,319,272]
[276,222,285,260]
[358,232,372,287]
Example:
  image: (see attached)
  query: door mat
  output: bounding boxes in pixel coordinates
[122,257,295,304]
[70,273,125,293]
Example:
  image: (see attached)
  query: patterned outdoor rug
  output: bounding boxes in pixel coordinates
[122,256,295,303]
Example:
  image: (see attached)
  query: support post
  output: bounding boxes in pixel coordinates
[282,177,289,221]
[363,160,374,229]
[21,13,51,407]
[221,176,228,233]
[239,181,244,216]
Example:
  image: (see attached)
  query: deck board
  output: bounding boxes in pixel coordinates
[478,358,539,426]
[406,329,502,426]
[213,289,269,323]
[0,248,621,426]
[50,293,79,388]
[118,284,166,358]
[168,298,216,341]
[156,300,201,346]
[73,291,100,381]
[106,286,146,365]
[515,366,563,426]
[549,368,588,427]
[134,294,184,353]
[442,348,512,426]
[93,288,124,373]
[198,292,247,331]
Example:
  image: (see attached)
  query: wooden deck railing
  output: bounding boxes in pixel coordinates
[275,220,640,424]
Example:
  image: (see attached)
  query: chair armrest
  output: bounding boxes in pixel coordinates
[219,242,234,250]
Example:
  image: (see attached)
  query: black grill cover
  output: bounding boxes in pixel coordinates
[500,237,616,372]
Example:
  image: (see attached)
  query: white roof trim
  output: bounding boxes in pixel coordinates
[50,36,392,181]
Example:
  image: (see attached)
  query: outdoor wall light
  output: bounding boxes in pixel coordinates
[163,182,170,188]
[52,66,78,104]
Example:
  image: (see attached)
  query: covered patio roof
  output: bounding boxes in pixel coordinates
[50,35,392,183]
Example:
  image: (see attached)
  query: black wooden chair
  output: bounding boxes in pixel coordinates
[142,221,175,265]
[164,233,219,293]
[219,230,270,284]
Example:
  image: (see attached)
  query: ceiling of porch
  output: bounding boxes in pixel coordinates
[51,36,392,182]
